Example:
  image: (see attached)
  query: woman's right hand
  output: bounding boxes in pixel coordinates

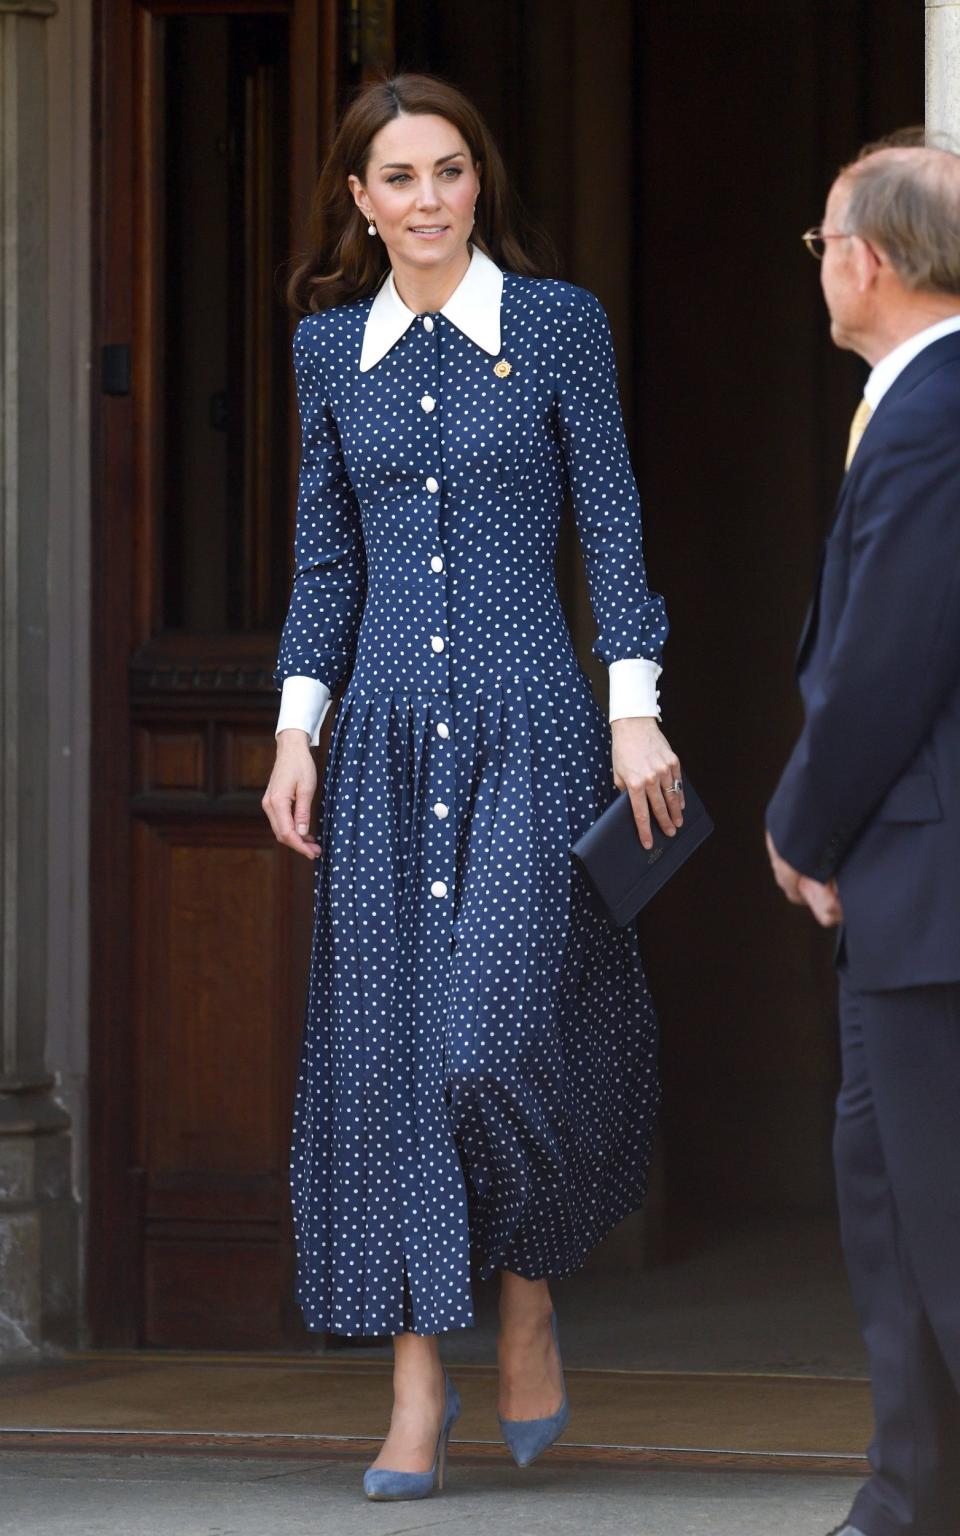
[262,730,321,861]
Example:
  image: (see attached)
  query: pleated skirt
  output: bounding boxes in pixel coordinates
[289,668,660,1337]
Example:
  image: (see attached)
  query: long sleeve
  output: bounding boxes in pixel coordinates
[555,290,668,710]
[274,316,367,720]
[767,403,960,881]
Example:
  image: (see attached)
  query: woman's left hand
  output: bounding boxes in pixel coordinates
[611,717,684,850]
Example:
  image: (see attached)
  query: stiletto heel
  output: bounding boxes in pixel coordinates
[499,1311,570,1467]
[363,1369,461,1502]
[436,1426,448,1492]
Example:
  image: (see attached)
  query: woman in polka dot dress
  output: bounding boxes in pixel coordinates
[262,74,683,1499]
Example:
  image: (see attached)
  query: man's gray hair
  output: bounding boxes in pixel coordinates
[840,144,960,297]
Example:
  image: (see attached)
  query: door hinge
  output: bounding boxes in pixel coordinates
[102,343,131,396]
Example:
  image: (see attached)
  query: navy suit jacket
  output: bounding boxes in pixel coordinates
[767,331,960,991]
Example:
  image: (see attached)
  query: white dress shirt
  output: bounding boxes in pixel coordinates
[276,254,663,744]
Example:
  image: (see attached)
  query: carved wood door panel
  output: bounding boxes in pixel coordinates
[91,0,351,1348]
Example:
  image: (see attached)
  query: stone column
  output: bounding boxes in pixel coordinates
[0,0,77,1354]
[926,1,960,148]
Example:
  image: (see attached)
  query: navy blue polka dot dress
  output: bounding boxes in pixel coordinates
[276,246,667,1337]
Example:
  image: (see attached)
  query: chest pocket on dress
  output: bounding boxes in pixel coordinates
[496,447,526,495]
[492,376,550,495]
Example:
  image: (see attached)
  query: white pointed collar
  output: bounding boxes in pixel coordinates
[359,244,503,372]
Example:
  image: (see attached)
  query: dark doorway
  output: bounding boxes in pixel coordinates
[91,0,923,1360]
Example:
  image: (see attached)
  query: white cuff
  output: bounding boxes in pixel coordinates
[608,657,662,722]
[275,675,332,747]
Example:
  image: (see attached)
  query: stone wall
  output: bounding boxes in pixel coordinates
[927,1,960,147]
[0,0,81,1355]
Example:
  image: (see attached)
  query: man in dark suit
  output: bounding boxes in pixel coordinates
[767,144,960,1536]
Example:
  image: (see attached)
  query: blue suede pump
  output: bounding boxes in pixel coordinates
[363,1370,461,1501]
[499,1312,570,1467]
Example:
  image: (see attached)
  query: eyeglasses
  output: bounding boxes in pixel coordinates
[802,225,851,260]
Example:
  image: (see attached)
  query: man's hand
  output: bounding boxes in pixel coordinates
[798,875,844,928]
[766,830,844,926]
[765,829,804,904]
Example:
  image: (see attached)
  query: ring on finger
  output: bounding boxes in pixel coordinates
[664,779,683,795]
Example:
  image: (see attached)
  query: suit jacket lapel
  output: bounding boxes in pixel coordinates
[796,475,855,672]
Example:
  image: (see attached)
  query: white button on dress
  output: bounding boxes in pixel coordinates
[436,722,449,739]
[433,802,449,819]
[430,555,444,572]
[422,315,435,332]
[421,395,436,413]
[430,879,447,898]
[426,476,439,494]
[431,635,445,653]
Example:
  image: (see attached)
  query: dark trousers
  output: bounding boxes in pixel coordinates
[836,980,960,1536]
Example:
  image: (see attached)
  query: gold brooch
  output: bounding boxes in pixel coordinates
[494,359,512,378]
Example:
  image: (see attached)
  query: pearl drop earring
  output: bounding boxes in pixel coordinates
[366,213,377,237]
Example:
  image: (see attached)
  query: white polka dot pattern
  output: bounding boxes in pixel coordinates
[277,272,666,1337]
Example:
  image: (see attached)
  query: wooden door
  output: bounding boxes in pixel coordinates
[90,0,390,1349]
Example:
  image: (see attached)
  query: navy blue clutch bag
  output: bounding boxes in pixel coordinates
[571,778,714,926]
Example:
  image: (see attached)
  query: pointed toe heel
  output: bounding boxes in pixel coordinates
[499,1312,570,1468]
[363,1370,461,1502]
[498,1396,570,1468]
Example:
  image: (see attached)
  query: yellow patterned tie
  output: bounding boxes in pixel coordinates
[845,397,873,470]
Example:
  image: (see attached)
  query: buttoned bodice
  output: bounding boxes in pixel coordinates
[276,267,667,712]
[336,302,579,695]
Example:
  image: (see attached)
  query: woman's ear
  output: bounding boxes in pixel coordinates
[347,172,367,217]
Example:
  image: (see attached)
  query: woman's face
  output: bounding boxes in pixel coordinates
[350,113,480,275]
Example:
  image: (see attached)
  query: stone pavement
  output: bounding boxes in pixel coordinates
[0,1452,859,1536]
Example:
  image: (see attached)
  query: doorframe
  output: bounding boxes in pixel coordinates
[87,0,341,1346]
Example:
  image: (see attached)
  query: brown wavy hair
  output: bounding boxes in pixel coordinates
[286,73,555,314]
